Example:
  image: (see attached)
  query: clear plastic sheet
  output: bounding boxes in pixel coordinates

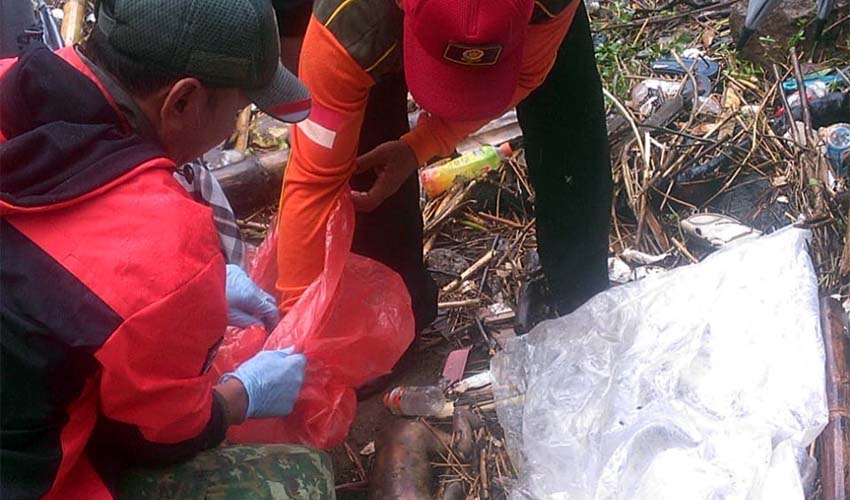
[492,227,828,500]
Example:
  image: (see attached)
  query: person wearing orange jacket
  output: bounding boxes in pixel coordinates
[276,0,613,331]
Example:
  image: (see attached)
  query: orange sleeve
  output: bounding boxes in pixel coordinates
[401,3,580,165]
[275,16,373,310]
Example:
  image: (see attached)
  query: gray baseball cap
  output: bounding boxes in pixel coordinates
[96,0,310,123]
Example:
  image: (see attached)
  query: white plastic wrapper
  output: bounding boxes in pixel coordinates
[492,228,828,500]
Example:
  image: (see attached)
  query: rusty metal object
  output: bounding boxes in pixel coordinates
[819,297,850,500]
[369,410,483,500]
[368,420,447,500]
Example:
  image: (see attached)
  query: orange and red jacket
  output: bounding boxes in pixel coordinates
[0,45,229,499]
[276,0,582,308]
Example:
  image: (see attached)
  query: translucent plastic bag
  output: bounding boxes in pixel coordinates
[492,227,828,499]
[213,194,415,449]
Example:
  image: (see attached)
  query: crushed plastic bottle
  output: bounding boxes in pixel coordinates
[630,79,682,108]
[384,386,450,416]
[629,77,712,115]
[420,143,512,198]
[780,91,850,130]
[786,81,829,109]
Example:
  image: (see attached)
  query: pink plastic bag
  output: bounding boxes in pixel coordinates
[213,194,415,449]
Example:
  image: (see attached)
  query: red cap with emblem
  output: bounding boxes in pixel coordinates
[403,0,534,121]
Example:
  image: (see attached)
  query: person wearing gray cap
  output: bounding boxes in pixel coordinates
[0,1,335,499]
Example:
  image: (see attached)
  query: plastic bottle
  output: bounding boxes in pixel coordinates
[785,81,829,109]
[384,386,448,416]
[793,91,850,129]
[420,143,512,198]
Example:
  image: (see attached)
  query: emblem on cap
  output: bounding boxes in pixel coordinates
[444,43,502,66]
[462,48,485,62]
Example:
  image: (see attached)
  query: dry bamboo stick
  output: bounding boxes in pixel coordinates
[438,299,482,309]
[601,0,738,29]
[671,237,699,264]
[423,233,438,258]
[61,0,86,46]
[344,441,368,482]
[603,88,649,176]
[442,249,497,294]
[643,208,670,251]
[237,220,268,232]
[464,475,480,500]
[819,297,850,500]
[335,480,369,490]
[420,420,474,482]
[476,211,524,229]
[790,49,813,137]
[234,106,253,153]
[839,208,850,278]
[479,450,490,499]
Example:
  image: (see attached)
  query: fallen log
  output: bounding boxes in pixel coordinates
[211,149,289,218]
[819,297,850,500]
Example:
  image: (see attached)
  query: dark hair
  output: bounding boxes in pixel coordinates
[80,27,180,97]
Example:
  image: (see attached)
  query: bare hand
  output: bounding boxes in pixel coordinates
[351,140,419,212]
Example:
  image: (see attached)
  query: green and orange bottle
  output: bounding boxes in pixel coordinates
[420,142,512,198]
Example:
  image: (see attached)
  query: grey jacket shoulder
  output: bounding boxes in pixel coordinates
[314,0,403,80]
[531,0,577,24]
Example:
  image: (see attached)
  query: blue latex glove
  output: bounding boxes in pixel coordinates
[226,264,280,331]
[221,348,306,418]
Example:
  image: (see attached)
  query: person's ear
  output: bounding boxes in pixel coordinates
[160,78,206,129]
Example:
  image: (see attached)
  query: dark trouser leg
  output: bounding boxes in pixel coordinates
[270,0,313,37]
[271,0,312,72]
[349,73,438,332]
[517,3,612,314]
